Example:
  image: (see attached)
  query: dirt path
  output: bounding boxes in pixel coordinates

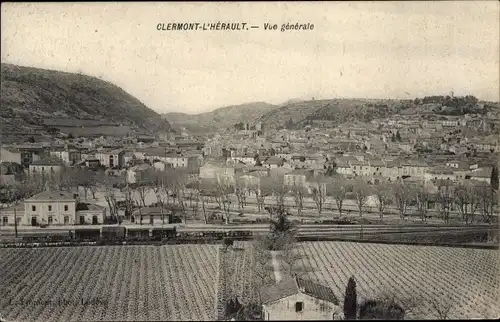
[271,251,282,284]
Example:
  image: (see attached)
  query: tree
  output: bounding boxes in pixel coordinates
[270,176,286,208]
[28,136,35,143]
[374,183,392,220]
[358,296,405,320]
[344,277,357,320]
[477,183,495,224]
[103,177,120,224]
[491,164,499,191]
[290,182,306,216]
[268,204,296,238]
[395,131,402,142]
[172,170,189,224]
[352,179,371,217]
[255,177,273,214]
[454,182,480,225]
[392,182,415,221]
[415,183,430,222]
[278,233,305,278]
[216,177,234,225]
[134,168,155,207]
[329,176,349,217]
[234,176,247,211]
[151,170,168,224]
[310,177,327,215]
[436,181,454,224]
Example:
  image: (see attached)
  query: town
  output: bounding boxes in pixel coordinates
[1,95,498,231]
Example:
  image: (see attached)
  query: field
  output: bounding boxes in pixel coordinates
[0,245,218,321]
[294,242,500,319]
[1,242,499,321]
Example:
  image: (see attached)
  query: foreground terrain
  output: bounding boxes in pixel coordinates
[0,245,218,321]
[295,242,500,319]
[0,242,498,321]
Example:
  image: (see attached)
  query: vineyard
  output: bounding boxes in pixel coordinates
[0,245,219,321]
[224,241,275,304]
[294,241,500,319]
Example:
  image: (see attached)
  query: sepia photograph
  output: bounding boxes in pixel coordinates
[0,1,499,321]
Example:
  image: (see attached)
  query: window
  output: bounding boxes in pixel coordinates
[42,167,44,171]
[64,216,69,225]
[32,205,36,212]
[48,205,52,212]
[2,217,7,225]
[48,216,53,224]
[295,302,304,312]
[64,205,69,211]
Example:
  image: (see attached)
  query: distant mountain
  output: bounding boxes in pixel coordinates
[0,63,172,138]
[163,102,277,133]
[259,98,409,129]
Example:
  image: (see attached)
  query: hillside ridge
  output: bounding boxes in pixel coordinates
[0,63,172,138]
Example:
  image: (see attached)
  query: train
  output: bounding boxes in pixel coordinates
[2,227,256,247]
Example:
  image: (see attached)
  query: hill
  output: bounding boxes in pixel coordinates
[259,98,410,129]
[0,63,172,139]
[163,102,277,133]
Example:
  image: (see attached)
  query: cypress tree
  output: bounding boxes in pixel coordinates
[491,165,499,191]
[344,276,358,320]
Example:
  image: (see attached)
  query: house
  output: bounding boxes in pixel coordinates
[95,149,125,168]
[127,164,153,184]
[49,147,82,165]
[23,191,76,226]
[0,146,43,168]
[29,159,65,176]
[263,156,285,169]
[284,170,314,188]
[260,276,340,321]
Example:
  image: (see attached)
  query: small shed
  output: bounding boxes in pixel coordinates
[260,276,340,321]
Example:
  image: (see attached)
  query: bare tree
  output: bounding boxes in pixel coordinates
[151,170,168,224]
[454,181,480,225]
[270,175,287,208]
[134,168,155,207]
[310,176,327,215]
[103,177,120,224]
[255,176,273,214]
[477,183,496,224]
[172,170,189,224]
[216,178,234,225]
[415,183,431,223]
[374,182,392,220]
[276,233,305,278]
[328,176,349,218]
[392,181,416,221]
[290,181,306,216]
[352,178,372,217]
[234,176,247,211]
[436,180,454,224]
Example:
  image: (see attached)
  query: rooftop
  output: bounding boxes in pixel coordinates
[26,190,75,202]
[260,276,339,305]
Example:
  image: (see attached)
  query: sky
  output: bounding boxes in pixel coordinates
[1,1,499,114]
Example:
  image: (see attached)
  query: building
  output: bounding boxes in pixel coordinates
[95,149,125,168]
[29,159,65,176]
[17,191,106,226]
[23,191,77,226]
[49,148,82,166]
[284,170,314,188]
[0,146,43,168]
[260,276,340,320]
